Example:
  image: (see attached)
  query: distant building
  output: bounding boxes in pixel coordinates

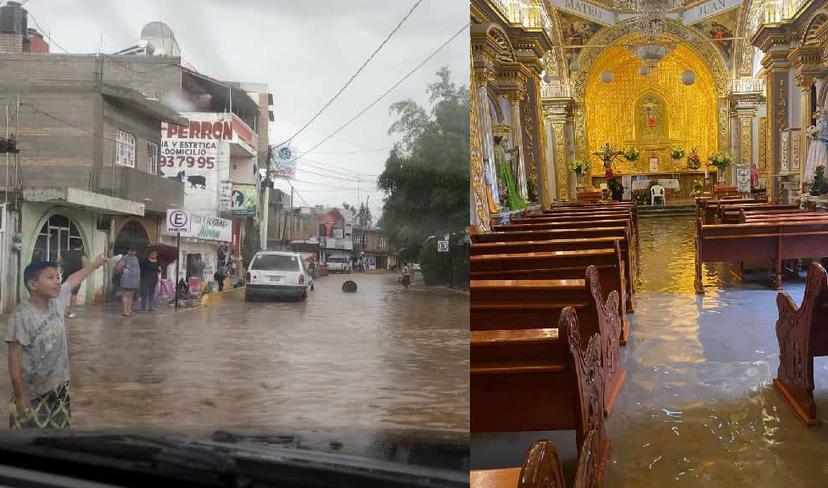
[353,225,394,270]
[0,2,48,54]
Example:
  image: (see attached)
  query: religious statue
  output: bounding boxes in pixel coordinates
[804,109,828,188]
[593,142,623,179]
[644,103,657,129]
[636,93,668,140]
[494,135,525,210]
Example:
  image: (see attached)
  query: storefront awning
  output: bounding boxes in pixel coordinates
[23,187,145,216]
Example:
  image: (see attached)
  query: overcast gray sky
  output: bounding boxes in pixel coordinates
[21,0,469,221]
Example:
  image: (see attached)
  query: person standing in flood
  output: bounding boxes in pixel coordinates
[401,263,411,289]
[139,250,161,312]
[6,254,106,429]
[115,247,140,317]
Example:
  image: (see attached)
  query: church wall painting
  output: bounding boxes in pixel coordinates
[691,8,739,72]
[557,10,604,74]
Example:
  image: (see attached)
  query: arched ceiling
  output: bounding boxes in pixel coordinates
[542,0,746,84]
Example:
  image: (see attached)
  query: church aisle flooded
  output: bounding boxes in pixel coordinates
[473,215,828,486]
[604,216,828,486]
[0,272,469,435]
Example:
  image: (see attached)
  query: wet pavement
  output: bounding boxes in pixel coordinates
[0,272,469,436]
[472,215,828,486]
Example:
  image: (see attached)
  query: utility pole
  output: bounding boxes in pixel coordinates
[289,185,294,248]
[4,104,9,205]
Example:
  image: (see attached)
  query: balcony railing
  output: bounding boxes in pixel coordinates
[98,166,184,213]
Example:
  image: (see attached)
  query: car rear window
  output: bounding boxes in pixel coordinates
[251,254,300,271]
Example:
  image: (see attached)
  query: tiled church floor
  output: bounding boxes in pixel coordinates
[472,215,828,487]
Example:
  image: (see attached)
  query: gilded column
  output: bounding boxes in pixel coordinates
[794,71,818,187]
[470,56,491,232]
[718,98,731,183]
[535,97,552,205]
[730,93,762,175]
[753,21,792,202]
[508,93,529,201]
[542,98,574,202]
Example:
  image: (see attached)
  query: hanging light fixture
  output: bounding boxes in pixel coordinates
[635,44,668,69]
[680,69,696,85]
[639,65,651,77]
[600,70,614,83]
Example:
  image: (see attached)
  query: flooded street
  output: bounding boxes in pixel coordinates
[0,272,469,435]
[473,215,828,486]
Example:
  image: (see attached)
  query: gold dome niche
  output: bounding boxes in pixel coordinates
[583,41,719,175]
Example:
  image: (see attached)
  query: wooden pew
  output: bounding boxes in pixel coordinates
[773,263,828,426]
[718,205,800,224]
[471,307,609,470]
[470,440,566,488]
[522,209,637,238]
[471,226,637,309]
[471,237,635,313]
[740,212,828,224]
[471,267,624,411]
[471,249,629,340]
[494,218,637,249]
[544,202,637,227]
[700,198,767,224]
[469,431,602,488]
[493,219,631,233]
[695,219,828,293]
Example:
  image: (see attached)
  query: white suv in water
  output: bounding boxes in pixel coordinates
[245,251,309,301]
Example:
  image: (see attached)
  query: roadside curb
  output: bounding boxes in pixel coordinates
[201,286,245,306]
[436,286,470,296]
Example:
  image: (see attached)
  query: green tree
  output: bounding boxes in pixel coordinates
[356,202,372,228]
[378,66,469,283]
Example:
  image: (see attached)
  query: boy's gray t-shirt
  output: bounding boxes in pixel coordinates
[4,283,72,399]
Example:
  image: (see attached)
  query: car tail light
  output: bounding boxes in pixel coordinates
[246,272,251,283]
[298,274,305,284]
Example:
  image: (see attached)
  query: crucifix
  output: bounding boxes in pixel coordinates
[593,142,624,179]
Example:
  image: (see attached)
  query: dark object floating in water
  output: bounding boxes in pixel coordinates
[342,281,358,293]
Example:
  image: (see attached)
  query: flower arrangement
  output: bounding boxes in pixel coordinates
[670,147,685,160]
[622,147,640,161]
[686,147,701,170]
[708,152,733,171]
[810,165,827,196]
[569,159,590,175]
[806,125,819,140]
[569,159,589,175]
[692,180,704,193]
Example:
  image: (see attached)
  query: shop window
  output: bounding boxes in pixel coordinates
[147,141,159,174]
[32,214,83,263]
[115,130,136,168]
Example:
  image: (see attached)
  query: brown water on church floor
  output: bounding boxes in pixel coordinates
[473,215,828,487]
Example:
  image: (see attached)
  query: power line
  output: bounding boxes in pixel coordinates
[296,166,378,184]
[284,21,469,166]
[312,147,393,155]
[275,0,423,147]
[26,11,70,54]
[300,159,380,178]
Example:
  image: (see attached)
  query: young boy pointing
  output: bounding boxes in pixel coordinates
[6,254,106,430]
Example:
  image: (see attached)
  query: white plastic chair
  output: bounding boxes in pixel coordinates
[651,184,666,205]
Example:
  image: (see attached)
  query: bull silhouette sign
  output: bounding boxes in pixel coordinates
[166,170,207,189]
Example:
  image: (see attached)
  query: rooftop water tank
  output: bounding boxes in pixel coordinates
[0,1,27,35]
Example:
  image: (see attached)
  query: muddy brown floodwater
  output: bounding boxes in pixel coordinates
[0,272,469,436]
[473,215,828,487]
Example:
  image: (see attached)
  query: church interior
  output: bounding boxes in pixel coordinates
[469,0,828,485]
